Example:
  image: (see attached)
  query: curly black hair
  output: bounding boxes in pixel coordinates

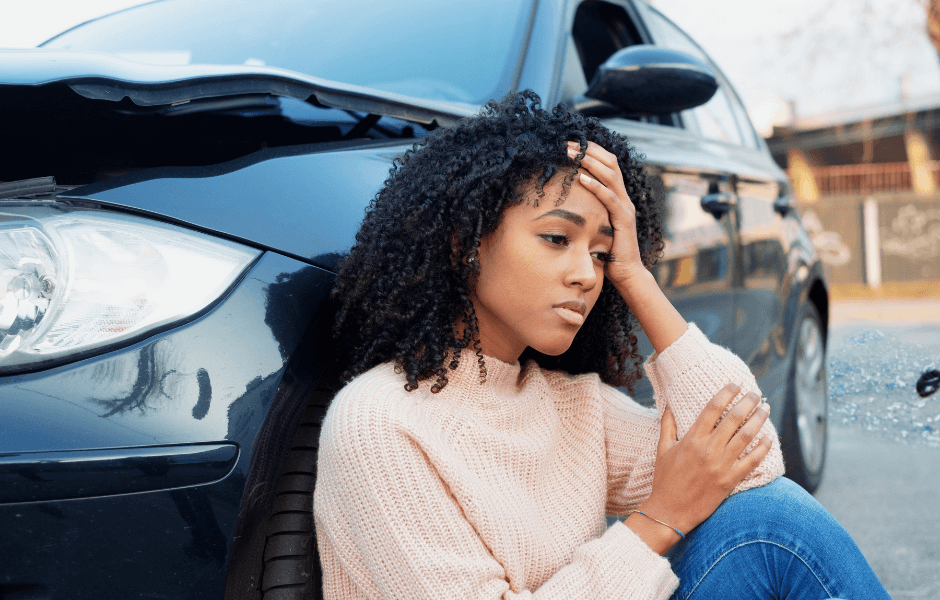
[331,90,664,393]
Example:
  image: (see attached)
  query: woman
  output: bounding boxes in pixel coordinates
[314,91,888,599]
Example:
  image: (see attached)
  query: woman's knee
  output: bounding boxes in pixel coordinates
[668,477,837,571]
[670,537,832,600]
[667,477,887,600]
[694,477,848,548]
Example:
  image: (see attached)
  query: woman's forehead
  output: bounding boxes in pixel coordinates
[515,171,611,226]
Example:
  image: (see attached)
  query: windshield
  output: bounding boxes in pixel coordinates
[43,0,532,105]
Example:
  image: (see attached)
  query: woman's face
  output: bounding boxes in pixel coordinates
[471,173,614,363]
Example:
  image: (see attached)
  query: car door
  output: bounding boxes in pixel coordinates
[632,2,796,406]
[650,167,738,352]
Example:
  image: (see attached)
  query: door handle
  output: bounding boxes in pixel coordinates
[700,192,736,217]
[0,443,238,504]
[773,194,796,216]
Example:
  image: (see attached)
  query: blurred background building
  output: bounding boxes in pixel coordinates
[766,95,940,298]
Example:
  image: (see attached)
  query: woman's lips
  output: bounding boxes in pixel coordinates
[553,305,586,326]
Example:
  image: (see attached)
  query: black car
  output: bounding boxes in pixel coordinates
[0,0,829,598]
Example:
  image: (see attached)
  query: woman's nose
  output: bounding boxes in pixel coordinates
[564,249,598,291]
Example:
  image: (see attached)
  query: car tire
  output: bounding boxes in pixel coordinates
[257,398,324,600]
[781,301,828,493]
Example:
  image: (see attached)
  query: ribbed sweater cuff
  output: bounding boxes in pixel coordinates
[595,521,679,599]
[643,323,713,388]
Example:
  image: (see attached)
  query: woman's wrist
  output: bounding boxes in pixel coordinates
[610,264,656,303]
[612,269,687,354]
[623,508,683,556]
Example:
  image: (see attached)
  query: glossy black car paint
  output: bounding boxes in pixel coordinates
[0,0,828,598]
[61,142,402,269]
[0,443,239,504]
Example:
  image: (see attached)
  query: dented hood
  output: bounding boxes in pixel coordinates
[0,48,478,126]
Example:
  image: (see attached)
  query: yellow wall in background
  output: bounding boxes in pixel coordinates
[905,131,937,197]
[788,150,820,202]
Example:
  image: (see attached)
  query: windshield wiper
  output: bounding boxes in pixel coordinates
[123,94,429,139]
[0,176,62,199]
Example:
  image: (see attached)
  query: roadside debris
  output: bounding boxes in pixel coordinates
[916,369,940,398]
[829,328,939,447]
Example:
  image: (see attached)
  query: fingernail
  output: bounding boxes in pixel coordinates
[579,173,593,184]
[759,402,770,412]
[567,141,579,148]
[567,148,577,159]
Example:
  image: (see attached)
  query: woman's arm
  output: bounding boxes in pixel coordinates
[600,326,785,554]
[629,327,785,545]
[613,270,686,355]
[573,141,782,555]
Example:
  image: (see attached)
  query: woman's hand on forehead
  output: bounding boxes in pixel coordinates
[568,141,687,355]
[566,141,646,289]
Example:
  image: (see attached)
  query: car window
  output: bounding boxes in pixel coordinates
[562,1,673,125]
[559,37,590,101]
[43,0,532,106]
[571,1,643,84]
[724,87,762,149]
[632,2,752,147]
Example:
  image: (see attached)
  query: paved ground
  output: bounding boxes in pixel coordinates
[813,297,940,598]
[814,427,940,599]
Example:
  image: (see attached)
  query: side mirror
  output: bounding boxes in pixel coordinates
[584,45,718,114]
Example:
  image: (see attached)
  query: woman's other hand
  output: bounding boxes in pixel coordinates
[624,382,774,554]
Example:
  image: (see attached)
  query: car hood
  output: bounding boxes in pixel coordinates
[0,49,477,126]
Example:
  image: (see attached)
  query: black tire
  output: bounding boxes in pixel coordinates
[258,399,324,600]
[224,385,330,600]
[781,302,828,494]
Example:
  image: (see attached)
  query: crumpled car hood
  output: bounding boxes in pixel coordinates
[0,49,482,270]
[0,48,477,126]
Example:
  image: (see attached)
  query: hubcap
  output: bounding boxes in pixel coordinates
[794,316,827,473]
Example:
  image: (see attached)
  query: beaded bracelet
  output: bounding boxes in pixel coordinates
[630,510,685,540]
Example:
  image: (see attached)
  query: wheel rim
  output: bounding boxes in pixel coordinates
[794,316,827,474]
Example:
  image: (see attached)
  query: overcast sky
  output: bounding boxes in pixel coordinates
[2,0,938,132]
[654,0,940,126]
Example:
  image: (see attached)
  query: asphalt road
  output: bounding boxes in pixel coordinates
[813,300,940,599]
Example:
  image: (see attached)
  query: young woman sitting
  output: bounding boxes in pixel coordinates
[314,91,889,600]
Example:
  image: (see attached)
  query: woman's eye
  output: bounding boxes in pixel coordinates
[592,251,614,264]
[540,234,570,247]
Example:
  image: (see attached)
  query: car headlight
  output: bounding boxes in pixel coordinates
[0,203,260,373]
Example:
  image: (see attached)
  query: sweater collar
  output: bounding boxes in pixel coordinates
[436,348,525,409]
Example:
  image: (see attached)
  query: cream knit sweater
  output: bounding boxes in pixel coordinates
[314,324,784,599]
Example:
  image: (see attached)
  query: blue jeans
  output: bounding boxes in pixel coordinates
[666,478,890,600]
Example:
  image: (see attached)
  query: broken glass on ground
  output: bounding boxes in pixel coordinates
[828,324,940,448]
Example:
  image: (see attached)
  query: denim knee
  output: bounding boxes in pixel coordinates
[666,478,890,600]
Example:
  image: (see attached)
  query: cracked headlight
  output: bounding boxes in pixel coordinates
[0,203,260,373]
